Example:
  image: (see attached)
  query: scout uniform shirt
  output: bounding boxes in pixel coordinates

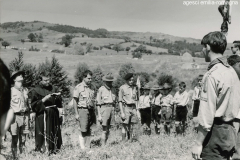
[73,81,95,108]
[192,86,201,100]
[11,87,28,113]
[96,85,116,105]
[198,57,240,131]
[118,84,138,105]
[138,95,151,109]
[160,94,173,107]
[152,94,162,106]
[172,91,189,106]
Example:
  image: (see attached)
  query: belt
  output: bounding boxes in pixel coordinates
[102,103,114,107]
[45,105,56,109]
[214,118,234,126]
[15,112,28,116]
[177,105,186,108]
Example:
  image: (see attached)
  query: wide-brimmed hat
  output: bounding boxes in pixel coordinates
[160,83,172,90]
[102,73,116,81]
[10,71,25,81]
[151,84,163,90]
[142,84,151,90]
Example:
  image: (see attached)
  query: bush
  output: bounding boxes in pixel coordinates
[132,52,142,59]
[51,49,65,54]
[74,63,90,85]
[29,46,40,52]
[73,44,85,55]
[126,47,131,51]
[93,46,99,50]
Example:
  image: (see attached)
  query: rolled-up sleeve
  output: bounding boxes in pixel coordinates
[198,75,218,131]
[73,86,79,98]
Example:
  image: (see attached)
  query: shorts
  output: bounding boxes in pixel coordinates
[122,105,138,124]
[201,121,236,160]
[192,100,200,117]
[139,107,151,125]
[152,105,161,124]
[175,106,188,122]
[78,108,96,133]
[11,114,29,136]
[161,106,172,123]
[100,105,115,126]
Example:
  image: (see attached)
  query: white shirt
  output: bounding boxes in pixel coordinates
[172,91,189,106]
[192,86,201,100]
[138,95,151,109]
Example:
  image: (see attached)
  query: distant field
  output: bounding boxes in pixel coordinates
[0,48,208,90]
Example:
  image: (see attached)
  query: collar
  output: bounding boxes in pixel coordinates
[82,81,88,88]
[104,83,111,90]
[13,86,23,92]
[208,56,229,70]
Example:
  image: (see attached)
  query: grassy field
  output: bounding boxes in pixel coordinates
[1,102,197,160]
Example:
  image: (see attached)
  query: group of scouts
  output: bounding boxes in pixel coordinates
[3,31,240,160]
[72,69,194,150]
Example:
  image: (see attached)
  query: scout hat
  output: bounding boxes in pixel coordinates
[142,84,151,90]
[10,71,25,81]
[160,83,172,90]
[102,73,116,81]
[124,73,134,81]
[151,84,162,90]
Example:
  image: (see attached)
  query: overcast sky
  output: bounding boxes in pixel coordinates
[1,0,239,42]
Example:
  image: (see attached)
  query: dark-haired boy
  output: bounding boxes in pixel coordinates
[172,82,189,135]
[192,31,240,160]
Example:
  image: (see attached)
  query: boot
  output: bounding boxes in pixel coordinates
[79,135,85,150]
[11,147,18,160]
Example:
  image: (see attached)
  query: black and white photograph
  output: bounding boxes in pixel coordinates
[0,0,240,159]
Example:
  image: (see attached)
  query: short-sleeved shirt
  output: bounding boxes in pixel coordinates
[138,95,151,109]
[118,84,138,105]
[160,94,173,107]
[192,86,201,100]
[198,57,240,131]
[96,85,116,105]
[152,94,162,106]
[73,81,95,108]
[172,91,189,106]
[11,87,28,113]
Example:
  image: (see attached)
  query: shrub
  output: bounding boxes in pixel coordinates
[51,49,65,54]
[73,44,85,55]
[74,63,90,85]
[132,52,142,59]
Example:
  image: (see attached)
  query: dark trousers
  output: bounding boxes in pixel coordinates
[192,100,200,117]
[201,119,236,160]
